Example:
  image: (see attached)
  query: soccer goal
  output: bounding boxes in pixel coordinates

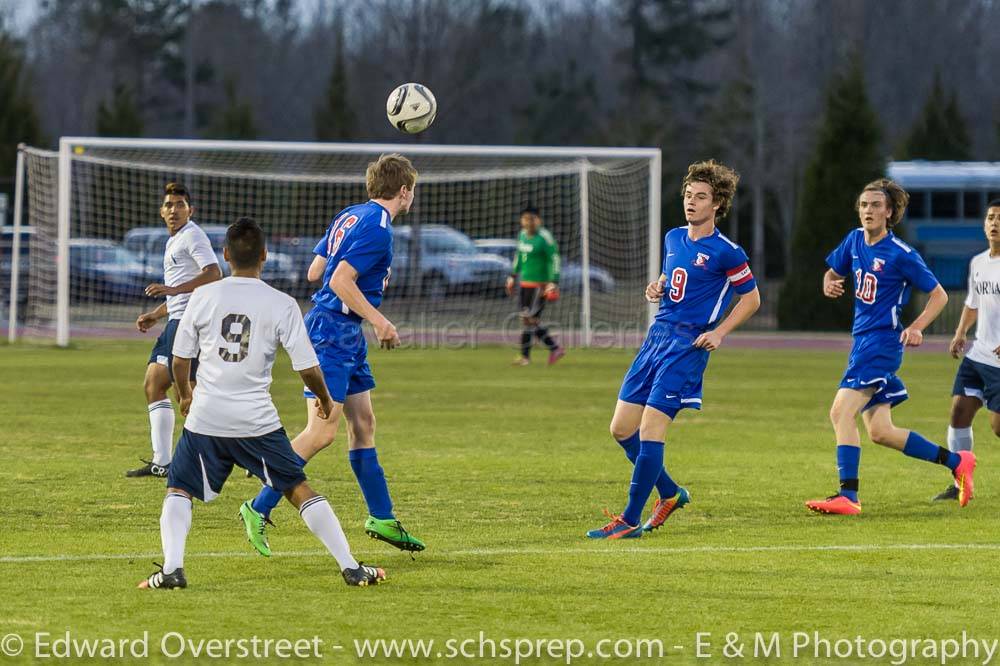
[8,138,661,348]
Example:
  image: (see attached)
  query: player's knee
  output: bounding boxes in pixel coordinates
[609,420,632,442]
[867,423,894,446]
[828,403,848,426]
[144,373,167,402]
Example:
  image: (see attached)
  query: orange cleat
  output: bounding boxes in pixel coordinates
[954,450,976,507]
[805,495,862,515]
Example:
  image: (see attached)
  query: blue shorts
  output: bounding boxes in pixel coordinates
[618,321,710,418]
[149,318,199,382]
[167,427,306,501]
[952,356,1000,412]
[839,330,908,411]
[302,307,375,402]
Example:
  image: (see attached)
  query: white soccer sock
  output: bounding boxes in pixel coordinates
[947,426,974,453]
[299,496,358,571]
[160,492,192,574]
[148,400,175,466]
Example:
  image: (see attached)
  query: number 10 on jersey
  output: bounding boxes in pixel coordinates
[854,269,877,305]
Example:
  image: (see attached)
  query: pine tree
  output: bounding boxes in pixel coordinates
[96,83,143,137]
[313,24,356,141]
[208,79,257,140]
[0,27,42,177]
[897,71,971,160]
[777,57,884,331]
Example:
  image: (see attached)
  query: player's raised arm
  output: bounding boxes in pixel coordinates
[330,260,399,349]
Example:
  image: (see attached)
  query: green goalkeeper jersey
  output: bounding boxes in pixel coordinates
[511,228,560,285]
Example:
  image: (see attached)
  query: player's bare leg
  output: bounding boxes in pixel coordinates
[345,391,425,551]
[127,362,174,478]
[806,388,871,515]
[283,481,385,587]
[292,398,345,460]
[863,404,975,506]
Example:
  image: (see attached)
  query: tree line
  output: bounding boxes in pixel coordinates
[2,0,999,329]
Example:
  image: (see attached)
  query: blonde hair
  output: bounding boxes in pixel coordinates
[366,153,418,199]
[857,178,909,228]
[681,160,740,219]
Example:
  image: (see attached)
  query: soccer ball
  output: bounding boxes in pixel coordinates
[386,83,437,134]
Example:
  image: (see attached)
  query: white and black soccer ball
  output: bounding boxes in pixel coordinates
[386,83,437,134]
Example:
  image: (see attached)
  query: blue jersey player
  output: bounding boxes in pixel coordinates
[806,178,976,515]
[238,154,425,553]
[588,160,761,539]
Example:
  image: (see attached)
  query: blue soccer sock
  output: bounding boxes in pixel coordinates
[617,431,679,500]
[836,444,861,502]
[349,447,394,520]
[622,440,665,527]
[251,452,307,518]
[616,431,640,463]
[903,431,960,471]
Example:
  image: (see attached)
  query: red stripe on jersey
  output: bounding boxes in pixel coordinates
[726,262,749,277]
[732,271,754,287]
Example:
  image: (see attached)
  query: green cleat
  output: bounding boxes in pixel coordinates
[364,516,426,552]
[238,501,272,557]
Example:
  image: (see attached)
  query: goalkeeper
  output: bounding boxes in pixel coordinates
[505,206,565,366]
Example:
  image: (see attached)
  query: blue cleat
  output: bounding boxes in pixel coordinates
[586,509,642,539]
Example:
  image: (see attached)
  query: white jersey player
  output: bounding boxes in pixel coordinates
[138,217,385,590]
[128,183,221,479]
[939,199,1000,501]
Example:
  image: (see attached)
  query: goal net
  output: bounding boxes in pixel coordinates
[9,139,660,348]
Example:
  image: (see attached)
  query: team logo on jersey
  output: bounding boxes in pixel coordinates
[693,252,711,267]
[872,258,885,272]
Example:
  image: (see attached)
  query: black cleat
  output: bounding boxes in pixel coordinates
[933,485,959,502]
[125,459,169,478]
[137,563,187,589]
[342,562,386,587]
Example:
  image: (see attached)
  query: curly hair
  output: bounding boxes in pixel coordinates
[681,160,740,219]
[857,178,909,228]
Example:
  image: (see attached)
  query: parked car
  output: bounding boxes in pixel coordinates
[69,239,147,302]
[272,236,322,298]
[472,238,617,293]
[123,225,300,294]
[1,226,34,309]
[391,225,510,299]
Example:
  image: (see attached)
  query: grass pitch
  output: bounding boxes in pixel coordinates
[1,339,998,663]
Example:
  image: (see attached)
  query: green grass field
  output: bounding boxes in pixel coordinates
[1,339,998,664]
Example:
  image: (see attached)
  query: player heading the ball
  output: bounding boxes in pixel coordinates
[238,153,426,556]
[588,160,761,540]
[805,179,975,516]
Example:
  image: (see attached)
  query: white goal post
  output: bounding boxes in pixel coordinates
[10,137,661,348]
